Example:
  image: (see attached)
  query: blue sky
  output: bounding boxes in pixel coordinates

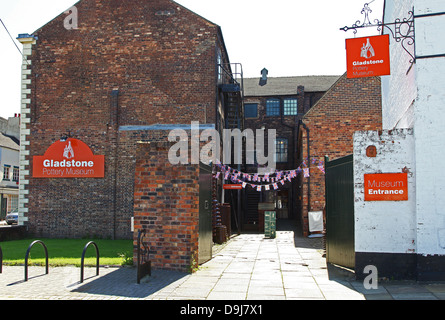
[0,0,383,119]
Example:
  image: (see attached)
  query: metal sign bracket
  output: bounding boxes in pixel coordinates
[341,2,445,75]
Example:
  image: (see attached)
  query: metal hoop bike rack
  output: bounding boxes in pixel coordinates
[25,240,49,281]
[80,241,100,283]
[137,229,151,284]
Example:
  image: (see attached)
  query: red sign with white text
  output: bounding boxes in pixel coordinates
[364,173,408,201]
[33,138,104,178]
[346,34,391,79]
[223,184,243,190]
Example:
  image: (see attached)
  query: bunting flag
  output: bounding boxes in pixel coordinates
[214,157,327,192]
[318,161,325,174]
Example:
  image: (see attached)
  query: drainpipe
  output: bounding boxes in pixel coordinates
[280,98,296,218]
[111,89,119,240]
[299,120,311,216]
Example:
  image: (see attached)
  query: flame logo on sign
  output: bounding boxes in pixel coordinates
[360,38,375,59]
[63,141,75,159]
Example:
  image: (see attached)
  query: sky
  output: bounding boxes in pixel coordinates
[0,0,384,119]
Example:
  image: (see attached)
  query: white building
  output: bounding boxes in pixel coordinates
[353,0,445,280]
[0,116,20,219]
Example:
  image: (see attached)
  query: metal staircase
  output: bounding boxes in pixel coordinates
[218,63,244,131]
[217,63,245,233]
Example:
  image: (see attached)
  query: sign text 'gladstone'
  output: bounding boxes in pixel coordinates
[346,34,391,79]
[33,138,104,178]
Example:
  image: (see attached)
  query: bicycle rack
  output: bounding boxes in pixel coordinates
[25,240,49,281]
[80,241,99,283]
[137,229,151,284]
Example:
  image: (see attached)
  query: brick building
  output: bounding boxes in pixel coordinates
[17,0,242,271]
[239,75,340,230]
[298,73,382,237]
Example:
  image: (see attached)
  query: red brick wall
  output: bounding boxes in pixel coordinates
[243,89,327,171]
[298,75,382,236]
[23,0,222,239]
[242,88,329,220]
[133,141,200,272]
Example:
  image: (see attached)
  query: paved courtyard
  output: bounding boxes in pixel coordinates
[1,227,445,300]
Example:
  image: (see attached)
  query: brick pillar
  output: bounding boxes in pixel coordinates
[17,34,37,227]
[297,85,305,113]
[299,125,310,237]
[133,141,200,272]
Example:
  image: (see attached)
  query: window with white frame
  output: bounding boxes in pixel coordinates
[284,98,298,115]
[13,166,19,182]
[3,165,10,181]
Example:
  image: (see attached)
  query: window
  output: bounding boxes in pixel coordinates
[244,103,258,118]
[217,52,222,81]
[13,167,19,182]
[275,138,288,163]
[266,98,280,116]
[9,195,18,212]
[3,165,10,181]
[284,98,298,115]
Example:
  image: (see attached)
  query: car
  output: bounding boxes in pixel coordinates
[5,210,18,225]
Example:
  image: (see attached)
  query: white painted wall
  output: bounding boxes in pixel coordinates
[0,138,19,214]
[0,146,19,187]
[413,0,445,255]
[354,129,416,254]
[355,0,445,257]
[380,0,416,129]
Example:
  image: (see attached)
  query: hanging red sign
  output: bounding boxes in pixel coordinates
[33,138,105,178]
[346,34,391,79]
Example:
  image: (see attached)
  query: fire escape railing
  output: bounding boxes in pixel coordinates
[218,63,244,131]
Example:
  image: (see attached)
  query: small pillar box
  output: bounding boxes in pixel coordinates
[258,202,274,232]
[264,211,276,239]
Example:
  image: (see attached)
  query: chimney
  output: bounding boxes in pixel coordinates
[297,85,306,113]
[259,68,268,86]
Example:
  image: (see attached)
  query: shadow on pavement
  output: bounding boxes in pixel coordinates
[277,219,324,250]
[326,263,357,281]
[72,267,188,299]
